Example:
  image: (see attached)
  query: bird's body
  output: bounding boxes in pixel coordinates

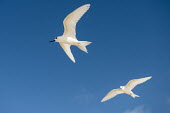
[50,4,92,63]
[55,36,79,45]
[120,86,139,98]
[101,76,152,102]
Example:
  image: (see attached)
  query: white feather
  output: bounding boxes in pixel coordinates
[59,43,75,63]
[125,76,152,90]
[101,89,124,102]
[63,4,90,37]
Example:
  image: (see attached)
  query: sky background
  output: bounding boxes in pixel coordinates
[0,0,170,113]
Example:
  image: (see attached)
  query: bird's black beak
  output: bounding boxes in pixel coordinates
[50,40,55,42]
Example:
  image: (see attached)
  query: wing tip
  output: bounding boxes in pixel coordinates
[72,59,76,63]
[101,96,110,102]
[146,76,152,80]
[85,4,90,7]
[101,98,105,102]
[83,4,90,8]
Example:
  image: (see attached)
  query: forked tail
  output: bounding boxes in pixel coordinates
[77,41,92,53]
[131,93,140,98]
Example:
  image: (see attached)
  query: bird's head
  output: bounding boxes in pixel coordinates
[50,37,59,42]
[120,86,125,89]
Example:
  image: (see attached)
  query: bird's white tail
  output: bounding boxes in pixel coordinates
[131,93,140,98]
[77,41,92,53]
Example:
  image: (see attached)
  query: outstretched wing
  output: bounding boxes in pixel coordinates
[101,89,124,102]
[63,4,90,38]
[59,43,75,63]
[125,76,152,90]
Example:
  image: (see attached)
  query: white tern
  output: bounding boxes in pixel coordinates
[101,76,152,102]
[50,4,92,63]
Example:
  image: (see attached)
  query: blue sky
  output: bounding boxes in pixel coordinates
[0,0,170,113]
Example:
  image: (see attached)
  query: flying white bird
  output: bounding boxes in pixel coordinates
[50,4,92,63]
[101,76,152,102]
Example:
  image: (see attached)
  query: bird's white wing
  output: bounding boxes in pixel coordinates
[63,4,90,38]
[125,76,152,91]
[101,89,124,102]
[59,43,75,63]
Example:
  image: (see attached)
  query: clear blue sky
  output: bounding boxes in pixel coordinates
[0,0,170,113]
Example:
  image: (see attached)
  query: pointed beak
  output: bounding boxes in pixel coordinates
[50,40,55,42]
